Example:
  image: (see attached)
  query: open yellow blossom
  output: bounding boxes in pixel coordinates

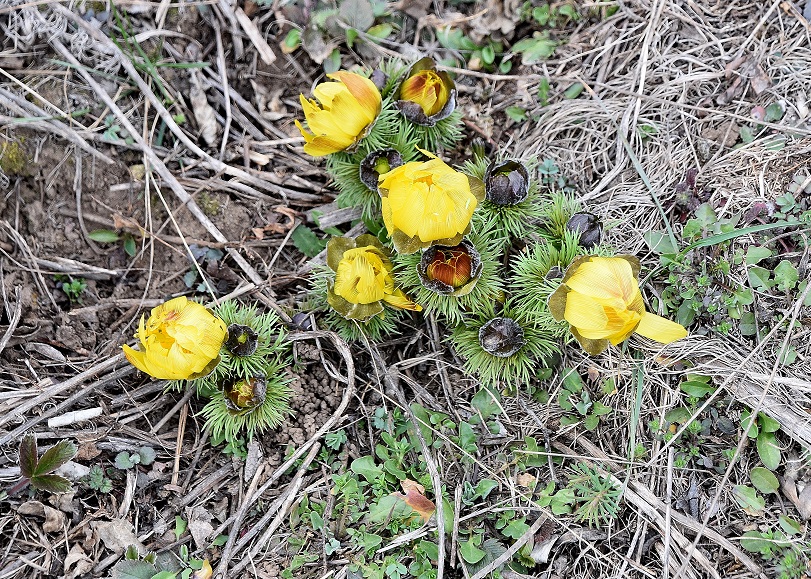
[327,235,422,321]
[122,297,227,380]
[548,256,687,355]
[378,152,484,254]
[295,71,382,157]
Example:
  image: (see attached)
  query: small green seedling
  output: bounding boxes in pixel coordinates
[54,275,87,304]
[558,369,612,430]
[88,229,137,257]
[114,447,156,470]
[87,465,113,493]
[741,410,782,470]
[12,435,77,495]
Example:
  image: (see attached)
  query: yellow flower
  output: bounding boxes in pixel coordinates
[396,57,456,126]
[327,235,422,321]
[548,256,687,355]
[378,152,484,254]
[191,560,213,579]
[295,71,382,157]
[122,297,227,380]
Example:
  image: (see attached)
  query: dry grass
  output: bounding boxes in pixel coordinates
[1,1,810,578]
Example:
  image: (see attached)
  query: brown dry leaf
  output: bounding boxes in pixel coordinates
[468,0,523,43]
[393,0,431,19]
[18,500,65,533]
[781,460,811,520]
[92,519,144,553]
[750,65,771,95]
[516,472,537,488]
[701,120,740,148]
[64,544,93,579]
[392,479,436,522]
[717,56,771,104]
[301,23,335,65]
[189,74,219,147]
[185,505,214,549]
[251,80,288,122]
[527,519,557,564]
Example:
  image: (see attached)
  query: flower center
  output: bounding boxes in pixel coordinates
[427,249,472,288]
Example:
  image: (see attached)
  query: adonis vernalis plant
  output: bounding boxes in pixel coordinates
[548,256,688,355]
[122,296,227,381]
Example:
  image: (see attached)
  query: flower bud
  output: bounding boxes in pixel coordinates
[478,317,526,358]
[290,312,312,331]
[225,324,259,357]
[566,212,602,249]
[396,57,456,127]
[546,266,563,281]
[295,71,382,157]
[224,375,267,415]
[370,69,387,92]
[485,160,530,205]
[417,239,482,297]
[359,148,403,192]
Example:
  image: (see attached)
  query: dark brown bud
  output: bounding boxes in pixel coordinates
[225,324,258,357]
[545,266,563,281]
[290,312,312,331]
[566,212,602,249]
[478,317,525,358]
[359,148,404,191]
[370,69,388,92]
[485,160,530,206]
[223,374,266,414]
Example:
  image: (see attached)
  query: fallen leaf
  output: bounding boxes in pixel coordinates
[189,74,219,147]
[393,0,431,19]
[401,479,425,494]
[184,505,214,549]
[251,81,288,122]
[516,472,537,488]
[527,520,557,563]
[64,544,94,579]
[392,479,436,522]
[18,500,65,533]
[781,459,811,520]
[92,519,144,554]
[468,0,522,43]
[750,65,771,94]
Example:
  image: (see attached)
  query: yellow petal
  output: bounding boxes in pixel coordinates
[334,248,387,304]
[328,71,381,121]
[122,344,150,375]
[563,291,608,332]
[566,257,638,304]
[383,288,423,311]
[319,88,373,136]
[635,312,688,344]
[564,292,640,342]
